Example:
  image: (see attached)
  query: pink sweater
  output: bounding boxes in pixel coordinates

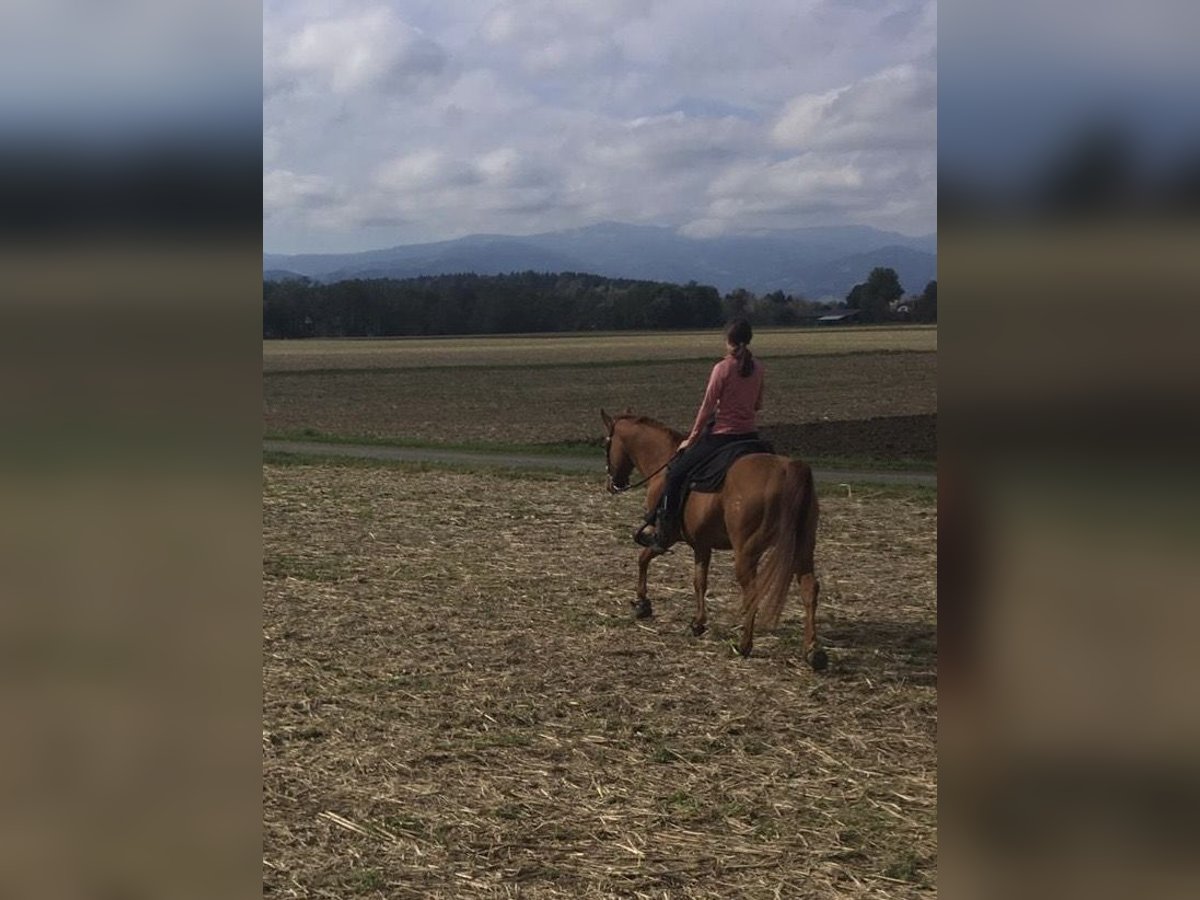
[687,355,765,440]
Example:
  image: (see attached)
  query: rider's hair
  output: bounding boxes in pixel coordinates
[725,318,755,377]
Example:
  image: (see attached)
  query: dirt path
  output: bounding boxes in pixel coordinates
[263,439,936,487]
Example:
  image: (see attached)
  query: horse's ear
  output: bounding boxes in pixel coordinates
[600,408,613,429]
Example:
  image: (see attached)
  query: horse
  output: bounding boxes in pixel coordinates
[601,409,826,669]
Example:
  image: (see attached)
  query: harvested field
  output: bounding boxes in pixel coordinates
[762,415,936,466]
[263,326,937,373]
[263,461,936,898]
[263,353,937,459]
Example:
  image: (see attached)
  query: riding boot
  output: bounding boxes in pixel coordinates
[634,463,685,550]
[633,501,678,550]
[632,510,658,548]
[638,497,680,551]
[650,509,679,551]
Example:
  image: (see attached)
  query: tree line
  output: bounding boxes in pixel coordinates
[845,269,937,323]
[262,268,935,338]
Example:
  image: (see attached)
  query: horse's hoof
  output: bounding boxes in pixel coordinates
[737,644,752,659]
[690,622,707,637]
[632,599,653,619]
[809,648,829,671]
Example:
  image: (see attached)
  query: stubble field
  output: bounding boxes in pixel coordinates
[263,461,936,898]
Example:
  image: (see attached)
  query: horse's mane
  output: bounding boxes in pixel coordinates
[616,413,684,442]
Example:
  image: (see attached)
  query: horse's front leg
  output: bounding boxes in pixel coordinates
[691,547,712,635]
[632,545,663,619]
[630,479,668,619]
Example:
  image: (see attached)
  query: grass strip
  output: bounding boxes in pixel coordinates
[265,430,934,473]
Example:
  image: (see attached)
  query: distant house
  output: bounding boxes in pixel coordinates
[816,310,861,325]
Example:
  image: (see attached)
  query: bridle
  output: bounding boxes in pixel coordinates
[605,430,672,494]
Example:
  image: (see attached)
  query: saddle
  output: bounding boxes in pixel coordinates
[634,437,776,550]
[684,438,774,496]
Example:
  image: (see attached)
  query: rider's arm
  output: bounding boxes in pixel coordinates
[687,361,725,442]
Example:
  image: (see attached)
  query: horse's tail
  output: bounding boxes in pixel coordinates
[748,460,814,632]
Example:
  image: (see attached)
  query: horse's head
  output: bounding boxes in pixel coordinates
[600,408,635,494]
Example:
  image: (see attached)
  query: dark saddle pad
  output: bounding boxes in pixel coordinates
[686,439,775,494]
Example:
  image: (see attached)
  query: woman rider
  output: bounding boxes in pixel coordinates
[635,318,764,551]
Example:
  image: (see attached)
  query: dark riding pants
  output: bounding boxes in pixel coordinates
[659,431,759,524]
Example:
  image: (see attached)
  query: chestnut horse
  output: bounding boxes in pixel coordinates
[601,409,826,668]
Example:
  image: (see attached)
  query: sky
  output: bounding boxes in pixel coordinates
[263,0,937,254]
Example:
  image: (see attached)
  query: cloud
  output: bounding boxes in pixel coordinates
[263,169,341,216]
[360,145,565,230]
[374,150,480,193]
[772,62,936,152]
[582,112,753,171]
[685,148,935,235]
[481,0,650,76]
[432,69,531,120]
[476,148,552,189]
[267,4,446,96]
[263,2,938,252]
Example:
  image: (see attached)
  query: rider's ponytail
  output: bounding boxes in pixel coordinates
[725,318,755,377]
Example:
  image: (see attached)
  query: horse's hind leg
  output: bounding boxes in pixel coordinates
[633,545,663,619]
[691,547,712,636]
[798,572,827,671]
[735,553,759,657]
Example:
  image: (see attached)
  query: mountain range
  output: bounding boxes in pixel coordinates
[264,222,936,299]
